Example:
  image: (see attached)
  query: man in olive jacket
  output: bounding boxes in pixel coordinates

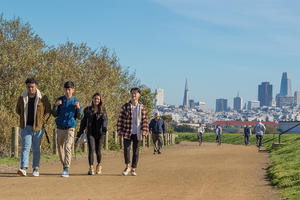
[16,78,51,177]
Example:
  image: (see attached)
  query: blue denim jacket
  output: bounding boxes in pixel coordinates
[52,96,83,129]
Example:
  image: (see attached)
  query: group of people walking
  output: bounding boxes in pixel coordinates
[15,77,267,178]
[197,120,266,150]
[197,124,222,146]
[16,78,85,177]
[242,119,266,151]
[16,78,168,177]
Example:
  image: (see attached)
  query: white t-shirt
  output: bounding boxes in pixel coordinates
[132,105,138,134]
[197,127,205,136]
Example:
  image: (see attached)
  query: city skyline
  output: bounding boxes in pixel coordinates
[171,71,297,110]
[2,1,300,109]
[156,72,297,110]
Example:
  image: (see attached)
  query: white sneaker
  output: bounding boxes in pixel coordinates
[17,169,27,176]
[122,168,131,176]
[32,169,39,177]
[96,164,102,175]
[61,170,69,178]
[131,170,137,176]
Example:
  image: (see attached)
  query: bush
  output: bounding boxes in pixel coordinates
[108,137,121,151]
[173,125,196,133]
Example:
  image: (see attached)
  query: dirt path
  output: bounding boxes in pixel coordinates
[0,142,280,200]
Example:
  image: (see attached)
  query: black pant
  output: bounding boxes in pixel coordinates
[256,135,263,147]
[124,134,140,168]
[87,134,104,166]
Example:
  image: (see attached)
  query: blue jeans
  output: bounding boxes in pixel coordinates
[20,126,44,169]
[244,134,250,145]
[216,134,222,145]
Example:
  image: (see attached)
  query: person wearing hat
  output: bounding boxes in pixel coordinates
[16,78,51,177]
[254,119,266,151]
[117,87,149,176]
[52,81,83,177]
[149,112,166,154]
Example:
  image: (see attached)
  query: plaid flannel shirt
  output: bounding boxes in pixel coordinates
[117,101,149,139]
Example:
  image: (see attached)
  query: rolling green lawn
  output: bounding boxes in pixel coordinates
[176,132,300,200]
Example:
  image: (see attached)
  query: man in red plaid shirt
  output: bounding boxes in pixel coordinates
[117,87,148,176]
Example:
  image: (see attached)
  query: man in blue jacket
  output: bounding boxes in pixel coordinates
[52,81,83,177]
[149,112,166,154]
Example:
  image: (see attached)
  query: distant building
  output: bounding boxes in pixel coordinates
[272,99,276,107]
[155,88,164,106]
[198,102,206,110]
[248,101,260,110]
[279,72,292,96]
[182,79,189,108]
[258,82,273,107]
[294,91,300,105]
[189,99,195,109]
[276,72,293,107]
[233,94,243,111]
[276,96,294,107]
[216,98,228,112]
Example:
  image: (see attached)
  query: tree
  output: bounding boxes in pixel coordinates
[139,88,155,121]
[161,115,174,133]
[0,15,140,155]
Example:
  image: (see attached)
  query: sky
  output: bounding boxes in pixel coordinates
[1,0,300,109]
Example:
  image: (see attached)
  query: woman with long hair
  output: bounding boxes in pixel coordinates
[76,93,108,175]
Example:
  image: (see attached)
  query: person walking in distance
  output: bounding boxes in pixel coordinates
[76,93,108,175]
[254,119,266,151]
[243,125,252,146]
[117,87,148,176]
[197,123,205,146]
[149,112,166,154]
[16,78,51,177]
[215,125,222,145]
[52,81,83,177]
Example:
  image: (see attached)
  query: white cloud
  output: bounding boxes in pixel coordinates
[152,0,300,56]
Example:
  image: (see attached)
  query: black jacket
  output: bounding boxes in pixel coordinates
[149,118,166,134]
[77,106,108,138]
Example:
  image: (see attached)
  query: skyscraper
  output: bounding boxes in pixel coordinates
[233,93,243,111]
[279,72,292,96]
[295,91,300,106]
[276,72,293,107]
[182,79,189,108]
[189,99,195,109]
[258,82,273,107]
[155,88,164,106]
[216,98,228,112]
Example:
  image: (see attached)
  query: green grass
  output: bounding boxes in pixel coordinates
[176,132,300,200]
